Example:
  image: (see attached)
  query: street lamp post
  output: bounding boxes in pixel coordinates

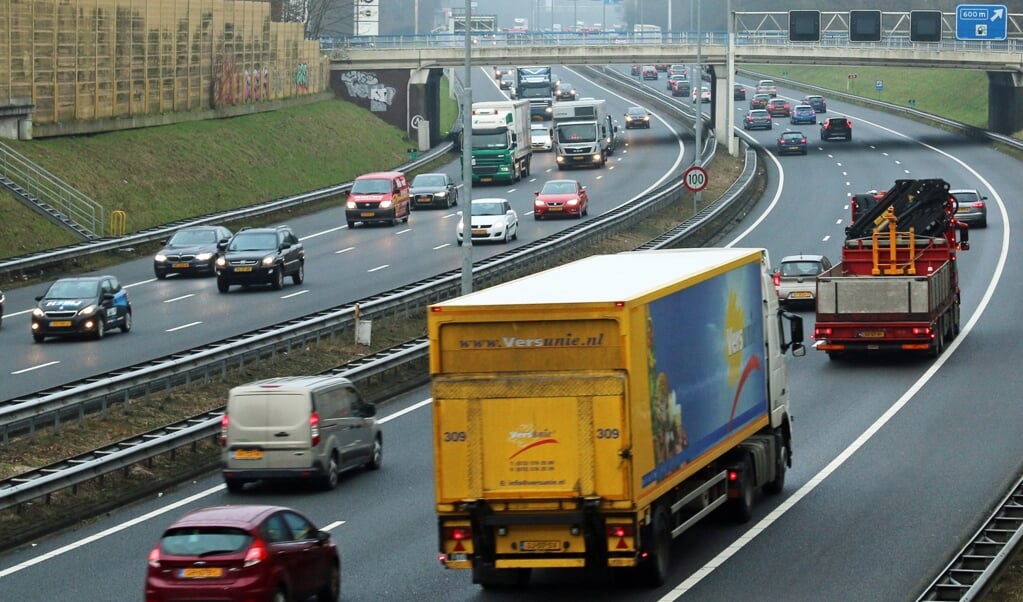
[693,0,702,212]
[460,0,474,294]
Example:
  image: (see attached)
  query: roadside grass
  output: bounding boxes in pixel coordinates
[748,65,989,129]
[1,100,413,260]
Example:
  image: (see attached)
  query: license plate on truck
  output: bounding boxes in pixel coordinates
[859,331,885,338]
[520,540,562,552]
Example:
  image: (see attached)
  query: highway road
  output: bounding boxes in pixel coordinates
[0,65,1020,601]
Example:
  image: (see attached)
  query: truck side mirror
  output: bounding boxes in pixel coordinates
[779,311,806,356]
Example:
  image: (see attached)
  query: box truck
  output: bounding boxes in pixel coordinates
[553,98,618,169]
[429,249,805,588]
[470,100,533,184]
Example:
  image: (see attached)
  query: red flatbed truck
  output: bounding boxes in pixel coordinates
[814,179,970,359]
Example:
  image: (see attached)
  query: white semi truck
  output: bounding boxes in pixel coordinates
[552,99,618,169]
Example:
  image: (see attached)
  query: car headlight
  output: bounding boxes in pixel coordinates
[261,255,275,266]
[77,304,97,317]
[567,198,579,206]
[154,253,167,262]
[434,191,447,198]
[216,256,227,267]
[32,307,45,318]
[380,199,393,208]
[195,252,213,261]
[346,200,356,209]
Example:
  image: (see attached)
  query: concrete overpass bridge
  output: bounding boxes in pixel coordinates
[323,11,1023,147]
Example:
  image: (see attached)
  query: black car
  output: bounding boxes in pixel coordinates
[555,83,577,101]
[820,116,852,141]
[153,225,233,279]
[215,225,305,293]
[624,106,652,129]
[31,275,132,342]
[410,172,459,209]
[776,131,808,155]
[733,84,747,100]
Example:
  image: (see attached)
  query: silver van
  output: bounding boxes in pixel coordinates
[220,375,382,492]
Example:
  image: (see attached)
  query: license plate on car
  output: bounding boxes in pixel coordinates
[180,567,224,579]
[957,207,970,212]
[520,540,562,552]
[859,331,885,338]
[361,211,375,217]
[234,266,252,272]
[787,145,800,150]
[172,262,189,268]
[232,449,263,460]
[50,320,72,327]
[791,291,812,298]
[472,229,487,236]
[549,207,562,212]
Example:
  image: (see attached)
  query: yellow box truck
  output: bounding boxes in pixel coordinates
[428,249,806,588]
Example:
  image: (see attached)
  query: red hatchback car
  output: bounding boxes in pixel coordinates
[534,179,589,219]
[145,505,340,602]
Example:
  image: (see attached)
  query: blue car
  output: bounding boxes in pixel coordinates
[790,104,817,125]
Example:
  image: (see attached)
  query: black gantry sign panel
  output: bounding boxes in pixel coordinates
[789,10,821,42]
[910,10,943,42]
[849,10,882,42]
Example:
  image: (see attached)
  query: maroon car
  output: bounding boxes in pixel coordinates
[145,505,340,602]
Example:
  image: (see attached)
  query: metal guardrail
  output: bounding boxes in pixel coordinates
[0,144,450,281]
[0,141,105,239]
[0,65,750,513]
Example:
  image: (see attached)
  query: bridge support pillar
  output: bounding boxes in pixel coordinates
[330,67,443,148]
[987,71,1023,135]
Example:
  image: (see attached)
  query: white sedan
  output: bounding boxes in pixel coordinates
[456,198,519,245]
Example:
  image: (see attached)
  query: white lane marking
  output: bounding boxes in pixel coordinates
[301,225,346,240]
[5,308,33,318]
[281,290,308,299]
[166,321,202,332]
[368,265,388,273]
[335,247,355,254]
[0,398,435,576]
[0,485,224,578]
[822,235,831,242]
[322,521,346,531]
[395,228,412,235]
[667,112,1010,601]
[163,294,194,303]
[11,361,60,375]
[433,243,452,250]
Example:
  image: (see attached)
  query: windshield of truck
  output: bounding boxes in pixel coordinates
[517,87,550,99]
[557,124,597,143]
[350,178,391,194]
[472,131,510,149]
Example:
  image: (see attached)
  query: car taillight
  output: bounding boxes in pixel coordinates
[148,546,162,568]
[310,412,321,447]
[219,414,229,447]
[773,272,781,287]
[800,137,807,143]
[244,538,269,567]
[972,201,985,208]
[845,120,852,128]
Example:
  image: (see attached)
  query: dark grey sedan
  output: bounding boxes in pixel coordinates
[410,172,459,209]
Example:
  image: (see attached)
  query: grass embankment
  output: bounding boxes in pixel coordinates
[749,65,989,130]
[1,78,461,261]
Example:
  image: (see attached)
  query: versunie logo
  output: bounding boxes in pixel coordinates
[458,332,605,349]
[508,424,558,459]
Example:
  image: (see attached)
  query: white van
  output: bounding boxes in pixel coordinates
[220,375,382,492]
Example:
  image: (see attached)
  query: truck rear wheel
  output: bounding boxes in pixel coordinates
[728,457,755,523]
[638,509,671,587]
[764,442,788,495]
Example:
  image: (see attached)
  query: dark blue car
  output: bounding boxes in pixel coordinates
[790,104,817,125]
[31,275,132,342]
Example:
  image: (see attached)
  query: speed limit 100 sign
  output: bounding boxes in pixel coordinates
[684,165,708,192]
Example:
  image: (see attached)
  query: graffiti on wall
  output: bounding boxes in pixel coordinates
[339,71,396,111]
[215,63,279,107]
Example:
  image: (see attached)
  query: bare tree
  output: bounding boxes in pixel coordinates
[270,0,356,38]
